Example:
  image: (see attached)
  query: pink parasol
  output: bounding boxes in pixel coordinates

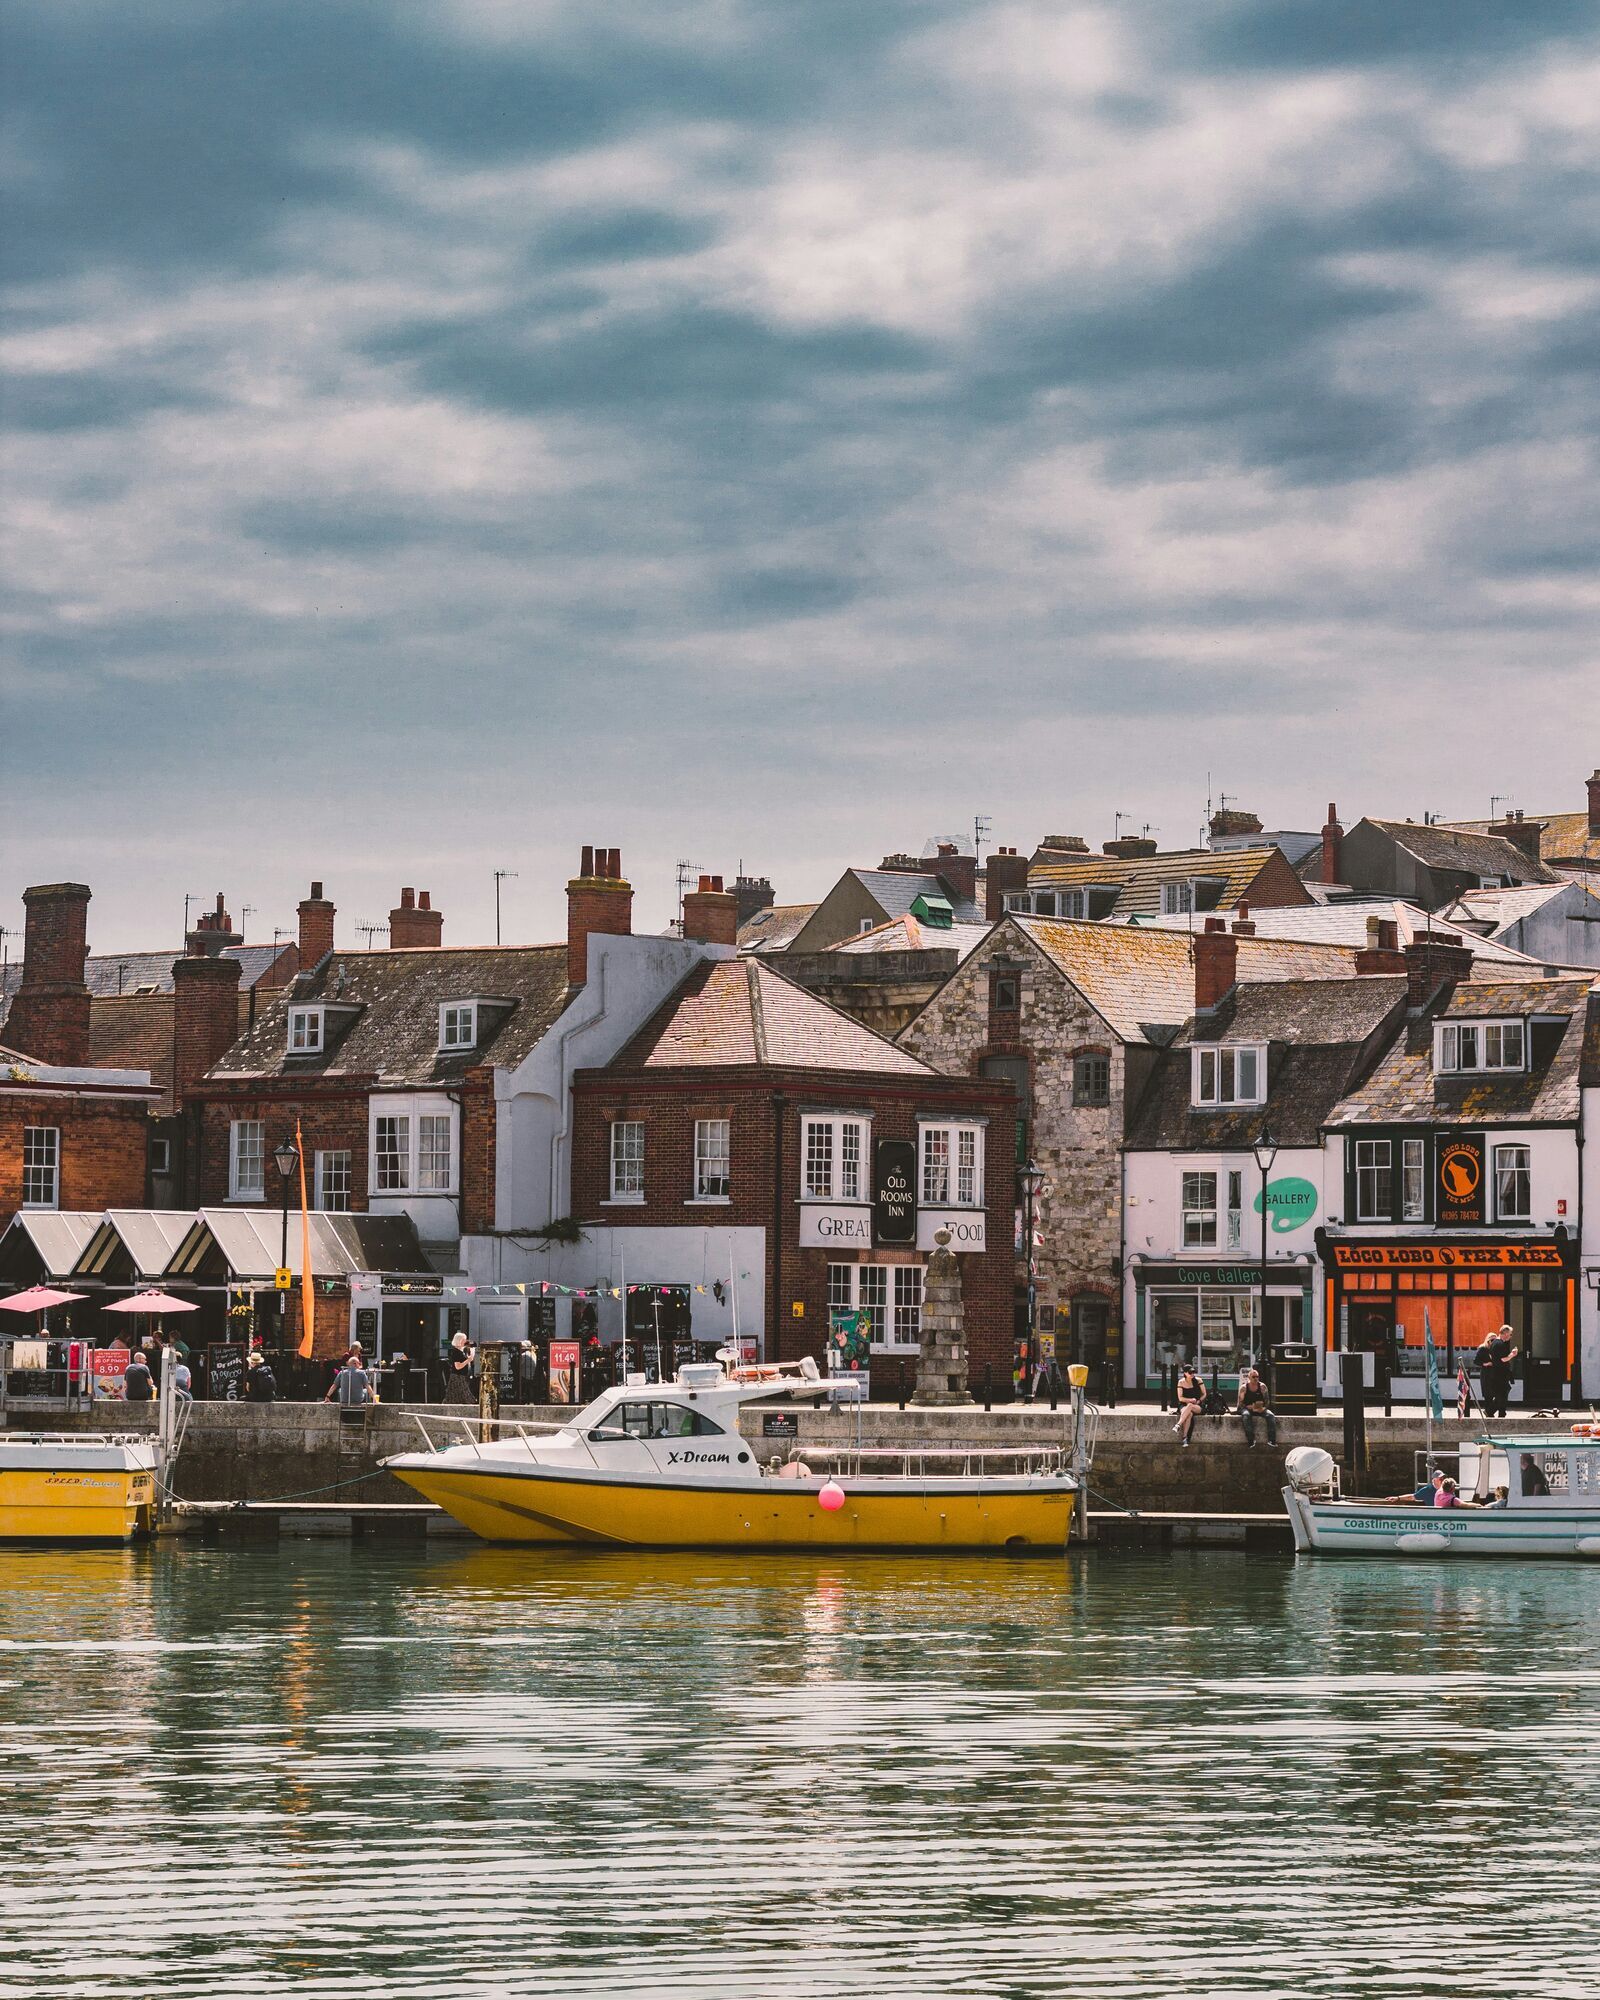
[0,1286,87,1313]
[102,1290,200,1315]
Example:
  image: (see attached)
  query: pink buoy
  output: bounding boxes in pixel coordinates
[818,1481,846,1512]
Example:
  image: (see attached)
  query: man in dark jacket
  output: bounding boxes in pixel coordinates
[1478,1326,1518,1419]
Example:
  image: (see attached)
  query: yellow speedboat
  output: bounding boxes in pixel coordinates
[386,1362,1078,1552]
[0,1435,159,1542]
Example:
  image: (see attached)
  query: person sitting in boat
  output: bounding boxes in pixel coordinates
[1520,1453,1551,1497]
[1235,1367,1276,1448]
[1171,1363,1207,1448]
[1434,1475,1463,1507]
[1487,1485,1510,1510]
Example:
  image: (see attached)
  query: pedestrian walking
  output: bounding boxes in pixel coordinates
[1477,1325,1518,1419]
[444,1330,476,1404]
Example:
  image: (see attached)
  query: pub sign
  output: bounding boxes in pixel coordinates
[873,1138,918,1246]
[1435,1131,1486,1228]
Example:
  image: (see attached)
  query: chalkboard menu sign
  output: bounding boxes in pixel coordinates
[874,1138,917,1246]
[207,1343,245,1402]
[354,1308,380,1343]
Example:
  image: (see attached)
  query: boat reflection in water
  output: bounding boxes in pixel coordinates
[385,1358,1079,1552]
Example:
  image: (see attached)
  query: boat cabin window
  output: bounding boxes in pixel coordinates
[1517,1449,1568,1498]
[590,1401,726,1441]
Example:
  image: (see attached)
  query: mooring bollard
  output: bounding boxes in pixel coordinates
[982,1363,992,1412]
[1160,1363,1171,1414]
[897,1359,907,1412]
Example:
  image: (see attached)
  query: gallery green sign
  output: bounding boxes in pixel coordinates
[1253,1176,1317,1233]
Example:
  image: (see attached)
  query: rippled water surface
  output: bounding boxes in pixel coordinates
[0,1541,1596,1999]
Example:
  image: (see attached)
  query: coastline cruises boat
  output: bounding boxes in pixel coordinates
[1282,1433,1600,1558]
[385,1358,1081,1551]
[0,1434,159,1542]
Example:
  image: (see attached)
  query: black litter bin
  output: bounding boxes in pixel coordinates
[1271,1341,1319,1414]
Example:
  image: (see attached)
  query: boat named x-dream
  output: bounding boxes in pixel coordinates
[385,1359,1081,1551]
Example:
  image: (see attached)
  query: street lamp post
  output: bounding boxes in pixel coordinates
[1252,1129,1279,1373]
[273,1138,299,1327]
[1020,1158,1045,1395]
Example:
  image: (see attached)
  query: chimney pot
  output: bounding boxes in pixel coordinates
[581,845,595,878]
[310,881,323,901]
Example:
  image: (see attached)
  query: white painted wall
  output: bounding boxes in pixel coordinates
[1480,883,1600,970]
[491,932,730,1232]
[461,1223,768,1350]
[1582,1087,1600,1397]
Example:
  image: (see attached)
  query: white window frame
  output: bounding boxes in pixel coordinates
[417,1114,453,1192]
[368,1096,458,1199]
[373,1113,411,1193]
[1181,1170,1218,1249]
[893,1267,923,1344]
[1354,1138,1393,1222]
[609,1120,645,1202]
[1192,1045,1265,1107]
[439,1003,478,1052]
[693,1118,731,1201]
[1436,1020,1526,1075]
[149,1137,172,1178]
[229,1119,265,1201]
[920,1121,985,1208]
[1225,1168,1243,1250]
[827,1263,900,1348]
[287,1007,324,1055]
[1401,1137,1427,1221]
[315,1149,352,1212]
[1162,881,1193,915]
[802,1115,868,1203]
[1493,1143,1531,1223]
[21,1126,60,1210]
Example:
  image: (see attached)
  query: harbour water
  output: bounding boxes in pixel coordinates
[0,1543,1596,1999]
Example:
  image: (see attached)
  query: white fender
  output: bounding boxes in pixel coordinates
[1574,1536,1600,1558]
[1395,1531,1453,1555]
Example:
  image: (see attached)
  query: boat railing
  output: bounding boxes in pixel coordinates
[0,1430,156,1447]
[778,1442,1074,1480]
[404,1411,571,1457]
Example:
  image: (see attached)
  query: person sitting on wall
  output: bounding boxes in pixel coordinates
[325,1351,374,1407]
[123,1350,155,1403]
[1171,1363,1207,1449]
[1235,1366,1277,1449]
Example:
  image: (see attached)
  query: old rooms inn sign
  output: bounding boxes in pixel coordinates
[797,1138,986,1252]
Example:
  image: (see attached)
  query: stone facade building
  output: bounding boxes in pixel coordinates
[900,915,1363,1392]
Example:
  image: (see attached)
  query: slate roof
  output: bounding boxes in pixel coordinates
[830,915,992,960]
[211,945,572,1086]
[610,958,933,1075]
[1127,977,1409,1150]
[1329,977,1594,1127]
[0,945,291,1012]
[850,869,984,926]
[1115,899,1548,969]
[1361,819,1556,884]
[1437,811,1600,872]
[1013,917,1361,1044]
[1028,844,1294,919]
[1442,882,1585,930]
[736,903,818,953]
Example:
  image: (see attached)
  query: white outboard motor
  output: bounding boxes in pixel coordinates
[1285,1445,1336,1492]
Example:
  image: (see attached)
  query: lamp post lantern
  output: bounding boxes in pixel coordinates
[273,1139,299,1319]
[1252,1129,1279,1372]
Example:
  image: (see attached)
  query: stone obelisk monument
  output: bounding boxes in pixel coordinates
[912,1228,974,1406]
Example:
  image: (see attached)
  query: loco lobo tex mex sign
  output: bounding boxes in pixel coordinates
[1331,1242,1563,1271]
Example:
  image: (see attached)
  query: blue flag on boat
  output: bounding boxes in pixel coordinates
[1423,1308,1443,1422]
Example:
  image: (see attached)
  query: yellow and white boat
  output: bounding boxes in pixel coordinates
[386,1361,1080,1552]
[0,1435,159,1542]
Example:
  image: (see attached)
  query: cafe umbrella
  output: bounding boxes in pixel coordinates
[0,1286,88,1317]
[100,1291,200,1319]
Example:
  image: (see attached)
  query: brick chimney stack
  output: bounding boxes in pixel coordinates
[682,874,739,947]
[985,846,1031,920]
[1355,915,1407,975]
[734,874,774,925]
[6,882,92,1065]
[933,842,977,910]
[1102,834,1158,858]
[1487,810,1545,866]
[172,949,243,1101]
[187,892,243,958]
[1320,803,1343,884]
[298,881,335,966]
[567,846,633,986]
[1193,917,1238,1013]
[389,887,443,949]
[1210,807,1263,840]
[1230,903,1257,937]
[1588,768,1600,839]
[1404,935,1474,1010]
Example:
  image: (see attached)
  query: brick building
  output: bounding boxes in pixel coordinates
[0,884,160,1232]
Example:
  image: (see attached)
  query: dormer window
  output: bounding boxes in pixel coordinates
[287,1007,324,1054]
[439,1003,478,1051]
[1436,1021,1525,1074]
[1164,878,1227,916]
[1192,1044,1265,1107]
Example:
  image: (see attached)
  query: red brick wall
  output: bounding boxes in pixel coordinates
[6,883,93,1066]
[0,1089,151,1230]
[173,956,243,1103]
[570,1066,1015,1384]
[1243,847,1315,908]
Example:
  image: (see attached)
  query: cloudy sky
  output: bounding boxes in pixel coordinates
[3,1,1596,955]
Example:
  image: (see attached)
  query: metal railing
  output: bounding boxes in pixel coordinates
[778,1442,1075,1480]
